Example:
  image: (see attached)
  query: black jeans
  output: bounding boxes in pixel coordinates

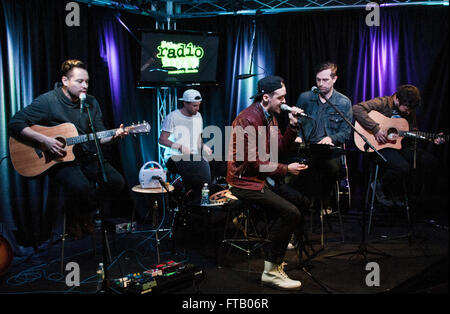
[167,155,212,206]
[268,183,311,246]
[376,145,444,198]
[229,186,302,265]
[288,155,341,208]
[48,157,126,217]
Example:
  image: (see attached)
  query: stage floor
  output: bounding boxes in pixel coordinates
[1,205,448,299]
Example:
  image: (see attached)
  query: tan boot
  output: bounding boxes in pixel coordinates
[261,261,302,290]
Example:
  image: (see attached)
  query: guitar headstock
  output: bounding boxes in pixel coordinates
[127,121,151,134]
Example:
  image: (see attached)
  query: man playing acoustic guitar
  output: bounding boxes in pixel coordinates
[353,84,446,207]
[8,59,129,239]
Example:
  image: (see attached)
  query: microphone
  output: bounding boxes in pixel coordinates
[280,104,312,118]
[404,132,427,140]
[311,86,321,95]
[79,92,86,113]
[235,73,264,80]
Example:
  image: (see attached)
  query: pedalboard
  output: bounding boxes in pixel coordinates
[112,261,205,294]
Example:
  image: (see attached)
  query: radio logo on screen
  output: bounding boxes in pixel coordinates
[157,41,204,74]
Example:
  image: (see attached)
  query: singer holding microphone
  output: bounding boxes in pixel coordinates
[227,75,309,290]
[290,62,352,214]
[8,59,129,239]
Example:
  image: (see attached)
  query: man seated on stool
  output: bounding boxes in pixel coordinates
[353,84,447,207]
[8,59,128,239]
[158,89,213,206]
[227,75,308,290]
[292,62,352,214]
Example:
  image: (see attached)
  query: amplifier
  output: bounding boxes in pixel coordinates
[139,161,166,188]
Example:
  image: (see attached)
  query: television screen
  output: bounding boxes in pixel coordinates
[138,30,219,87]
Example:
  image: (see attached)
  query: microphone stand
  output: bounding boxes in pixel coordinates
[314,90,389,262]
[235,15,265,80]
[314,90,387,163]
[84,102,113,293]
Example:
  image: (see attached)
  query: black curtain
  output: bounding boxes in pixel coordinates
[0,0,153,252]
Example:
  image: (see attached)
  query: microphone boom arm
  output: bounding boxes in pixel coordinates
[314,89,386,162]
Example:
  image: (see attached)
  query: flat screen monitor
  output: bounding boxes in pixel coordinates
[138,30,219,87]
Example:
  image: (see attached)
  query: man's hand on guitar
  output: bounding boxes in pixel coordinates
[374,129,389,144]
[434,132,446,145]
[113,124,129,140]
[43,136,66,156]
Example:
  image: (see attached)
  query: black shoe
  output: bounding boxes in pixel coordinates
[80,213,95,235]
[371,182,394,207]
[67,220,83,240]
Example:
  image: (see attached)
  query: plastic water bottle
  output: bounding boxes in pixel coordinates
[201,183,210,205]
[96,262,104,290]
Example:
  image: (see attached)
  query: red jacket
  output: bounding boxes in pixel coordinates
[226,102,298,191]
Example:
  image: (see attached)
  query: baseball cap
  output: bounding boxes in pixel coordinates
[250,75,284,99]
[179,89,202,102]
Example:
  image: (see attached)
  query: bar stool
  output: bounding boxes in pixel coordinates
[46,180,97,274]
[366,159,411,238]
[131,183,175,264]
[218,198,271,274]
[310,153,348,248]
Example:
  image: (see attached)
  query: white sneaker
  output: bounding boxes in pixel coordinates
[261,261,302,290]
[287,242,296,250]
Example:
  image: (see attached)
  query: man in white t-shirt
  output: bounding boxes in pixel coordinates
[159,89,213,205]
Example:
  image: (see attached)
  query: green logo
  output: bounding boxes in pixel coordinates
[156,41,204,74]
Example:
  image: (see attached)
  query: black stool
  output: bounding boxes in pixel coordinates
[309,161,347,248]
[366,159,412,241]
[218,199,271,274]
[46,180,97,274]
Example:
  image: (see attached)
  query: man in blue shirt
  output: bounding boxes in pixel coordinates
[293,62,353,211]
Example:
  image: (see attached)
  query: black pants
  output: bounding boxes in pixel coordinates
[230,186,302,265]
[376,145,445,199]
[288,155,341,208]
[48,157,126,217]
[167,155,212,206]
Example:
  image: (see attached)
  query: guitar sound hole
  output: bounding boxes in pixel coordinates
[387,128,398,141]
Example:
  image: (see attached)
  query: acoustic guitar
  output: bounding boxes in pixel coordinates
[9,122,150,177]
[354,111,448,152]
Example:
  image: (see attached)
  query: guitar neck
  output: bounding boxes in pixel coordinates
[399,130,449,141]
[66,129,118,146]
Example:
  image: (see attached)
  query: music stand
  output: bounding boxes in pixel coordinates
[311,90,390,262]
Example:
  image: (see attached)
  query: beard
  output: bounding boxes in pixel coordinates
[67,88,82,102]
[320,86,332,95]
